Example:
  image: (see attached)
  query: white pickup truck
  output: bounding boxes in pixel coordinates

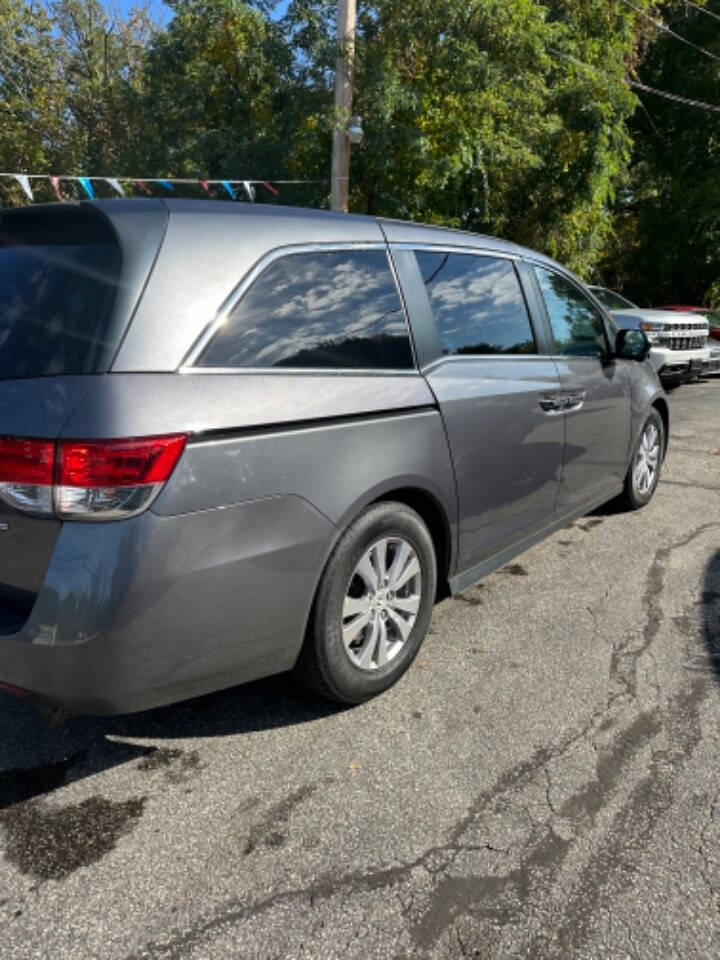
[589,286,710,385]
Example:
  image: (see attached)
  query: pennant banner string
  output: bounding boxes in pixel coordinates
[78,177,94,200]
[0,173,324,185]
[106,178,125,196]
[14,174,33,201]
[0,172,326,205]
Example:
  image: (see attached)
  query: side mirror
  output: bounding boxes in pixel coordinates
[615,328,651,362]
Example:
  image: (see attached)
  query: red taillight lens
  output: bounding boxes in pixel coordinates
[0,434,187,521]
[58,435,187,488]
[0,437,54,484]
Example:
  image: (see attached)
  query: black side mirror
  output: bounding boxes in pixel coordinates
[615,328,651,362]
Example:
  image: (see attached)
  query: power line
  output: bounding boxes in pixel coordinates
[685,1,720,25]
[619,0,720,63]
[630,78,720,112]
[552,46,720,115]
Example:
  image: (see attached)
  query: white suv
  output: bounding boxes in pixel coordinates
[590,286,710,385]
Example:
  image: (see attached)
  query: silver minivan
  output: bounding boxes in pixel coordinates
[0,200,667,713]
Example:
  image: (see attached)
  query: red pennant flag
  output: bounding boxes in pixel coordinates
[200,180,212,195]
[49,176,63,200]
[262,181,279,196]
[134,180,152,195]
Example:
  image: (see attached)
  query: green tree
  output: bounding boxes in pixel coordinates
[0,0,66,198]
[286,0,677,276]
[50,0,156,175]
[0,0,155,203]
[133,0,300,185]
[1,0,705,287]
[602,1,720,306]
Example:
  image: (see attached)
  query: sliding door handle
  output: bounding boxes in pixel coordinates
[539,394,565,413]
[539,390,586,414]
[563,390,586,413]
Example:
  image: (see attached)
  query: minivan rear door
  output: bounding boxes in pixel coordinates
[0,201,167,627]
[391,245,564,579]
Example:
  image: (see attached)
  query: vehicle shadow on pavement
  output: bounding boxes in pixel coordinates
[0,673,342,811]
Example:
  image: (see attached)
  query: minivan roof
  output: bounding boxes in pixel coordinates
[87,197,541,258]
[2,197,555,264]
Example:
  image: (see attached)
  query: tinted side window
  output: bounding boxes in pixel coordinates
[535,267,607,358]
[196,249,413,370]
[414,252,536,356]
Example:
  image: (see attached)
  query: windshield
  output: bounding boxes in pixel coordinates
[591,287,637,310]
[0,209,123,380]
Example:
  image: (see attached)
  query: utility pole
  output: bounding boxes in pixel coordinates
[330,0,357,213]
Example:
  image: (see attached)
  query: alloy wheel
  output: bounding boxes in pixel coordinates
[633,423,660,496]
[341,537,422,671]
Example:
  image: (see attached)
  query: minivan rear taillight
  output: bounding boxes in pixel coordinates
[0,437,54,516]
[0,434,187,521]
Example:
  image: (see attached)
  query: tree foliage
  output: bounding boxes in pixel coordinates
[0,0,65,182]
[600,0,720,306]
[0,0,715,298]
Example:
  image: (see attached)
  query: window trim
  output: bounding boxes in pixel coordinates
[180,241,418,374]
[390,244,542,368]
[527,260,613,360]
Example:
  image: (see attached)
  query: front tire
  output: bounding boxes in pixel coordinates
[620,410,664,510]
[296,502,437,704]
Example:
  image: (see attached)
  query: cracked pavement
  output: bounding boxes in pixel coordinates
[0,379,719,959]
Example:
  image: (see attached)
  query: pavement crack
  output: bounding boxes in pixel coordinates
[125,523,720,960]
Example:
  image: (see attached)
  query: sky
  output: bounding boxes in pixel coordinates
[114,0,292,26]
[113,0,172,25]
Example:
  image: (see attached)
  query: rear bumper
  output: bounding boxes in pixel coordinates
[0,496,334,714]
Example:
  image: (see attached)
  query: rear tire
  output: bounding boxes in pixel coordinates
[620,410,664,510]
[295,502,437,704]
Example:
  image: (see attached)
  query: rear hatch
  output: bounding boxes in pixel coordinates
[0,200,167,631]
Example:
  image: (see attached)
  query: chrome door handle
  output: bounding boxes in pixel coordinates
[563,390,586,413]
[539,390,586,414]
[539,394,565,413]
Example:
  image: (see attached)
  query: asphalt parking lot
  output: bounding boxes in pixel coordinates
[0,378,719,960]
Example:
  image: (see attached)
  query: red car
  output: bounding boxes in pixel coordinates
[660,305,720,342]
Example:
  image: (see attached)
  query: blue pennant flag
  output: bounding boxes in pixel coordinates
[158,179,175,191]
[78,177,94,199]
[221,180,235,199]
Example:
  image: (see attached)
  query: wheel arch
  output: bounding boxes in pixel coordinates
[651,396,670,459]
[370,486,453,600]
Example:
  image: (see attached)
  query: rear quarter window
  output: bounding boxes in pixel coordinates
[194,248,414,371]
[0,209,123,379]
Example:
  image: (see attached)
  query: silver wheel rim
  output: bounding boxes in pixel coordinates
[341,537,422,671]
[633,423,660,496]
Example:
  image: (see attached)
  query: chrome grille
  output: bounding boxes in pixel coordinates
[659,336,706,350]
